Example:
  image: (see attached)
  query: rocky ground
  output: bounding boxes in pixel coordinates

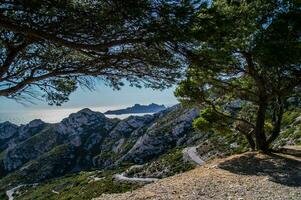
[95,152,301,200]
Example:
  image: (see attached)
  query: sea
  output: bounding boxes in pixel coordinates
[0,106,154,125]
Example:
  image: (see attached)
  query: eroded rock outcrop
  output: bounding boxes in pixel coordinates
[0,105,199,183]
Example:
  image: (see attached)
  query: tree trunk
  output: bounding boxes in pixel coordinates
[254,100,268,151]
[245,132,256,151]
[237,126,256,151]
[267,98,284,146]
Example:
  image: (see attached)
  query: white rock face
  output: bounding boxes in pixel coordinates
[120,107,200,163]
[177,108,199,123]
[172,123,185,136]
[109,121,132,138]
[0,105,204,182]
[109,115,153,139]
[56,108,108,135]
[127,115,153,128]
[112,138,125,153]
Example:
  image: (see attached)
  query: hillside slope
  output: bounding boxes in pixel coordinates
[95,152,301,200]
[0,106,300,199]
[0,105,201,192]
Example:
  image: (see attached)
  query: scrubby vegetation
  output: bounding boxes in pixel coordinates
[125,148,195,178]
[12,170,140,200]
[196,109,301,159]
[272,109,301,147]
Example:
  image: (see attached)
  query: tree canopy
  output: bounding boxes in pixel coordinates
[176,0,301,151]
[1,0,300,151]
[0,0,196,105]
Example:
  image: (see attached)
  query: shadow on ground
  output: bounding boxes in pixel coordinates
[218,153,301,187]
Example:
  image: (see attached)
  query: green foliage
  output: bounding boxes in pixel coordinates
[176,0,301,150]
[197,129,250,158]
[200,108,220,122]
[273,109,301,147]
[44,78,77,106]
[0,144,74,191]
[126,148,194,179]
[0,0,197,104]
[159,149,195,175]
[263,121,273,132]
[12,170,139,200]
[282,109,301,127]
[193,108,232,133]
[0,191,7,200]
[193,117,211,132]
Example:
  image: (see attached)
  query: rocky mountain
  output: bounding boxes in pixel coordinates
[0,105,201,187]
[104,103,166,115]
[0,105,300,199]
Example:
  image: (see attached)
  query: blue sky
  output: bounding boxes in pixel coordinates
[0,83,178,112]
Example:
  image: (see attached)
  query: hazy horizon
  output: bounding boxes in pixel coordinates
[0,83,178,124]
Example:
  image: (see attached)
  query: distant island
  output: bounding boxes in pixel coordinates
[104,103,166,115]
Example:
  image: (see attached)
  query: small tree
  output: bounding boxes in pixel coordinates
[0,0,196,105]
[176,0,301,151]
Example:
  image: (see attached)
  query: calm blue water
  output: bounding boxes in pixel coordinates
[0,106,153,125]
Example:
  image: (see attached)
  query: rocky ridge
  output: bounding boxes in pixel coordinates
[0,105,201,188]
[0,105,300,199]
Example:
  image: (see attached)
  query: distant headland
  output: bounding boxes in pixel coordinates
[104,103,166,115]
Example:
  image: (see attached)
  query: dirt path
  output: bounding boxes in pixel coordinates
[182,146,205,166]
[6,184,37,200]
[113,173,159,183]
[6,185,24,200]
[114,146,204,184]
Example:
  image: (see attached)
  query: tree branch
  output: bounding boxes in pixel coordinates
[0,17,146,52]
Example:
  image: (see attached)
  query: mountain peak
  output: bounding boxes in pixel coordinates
[77,108,95,115]
[27,119,45,127]
[57,108,109,135]
[63,108,106,123]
